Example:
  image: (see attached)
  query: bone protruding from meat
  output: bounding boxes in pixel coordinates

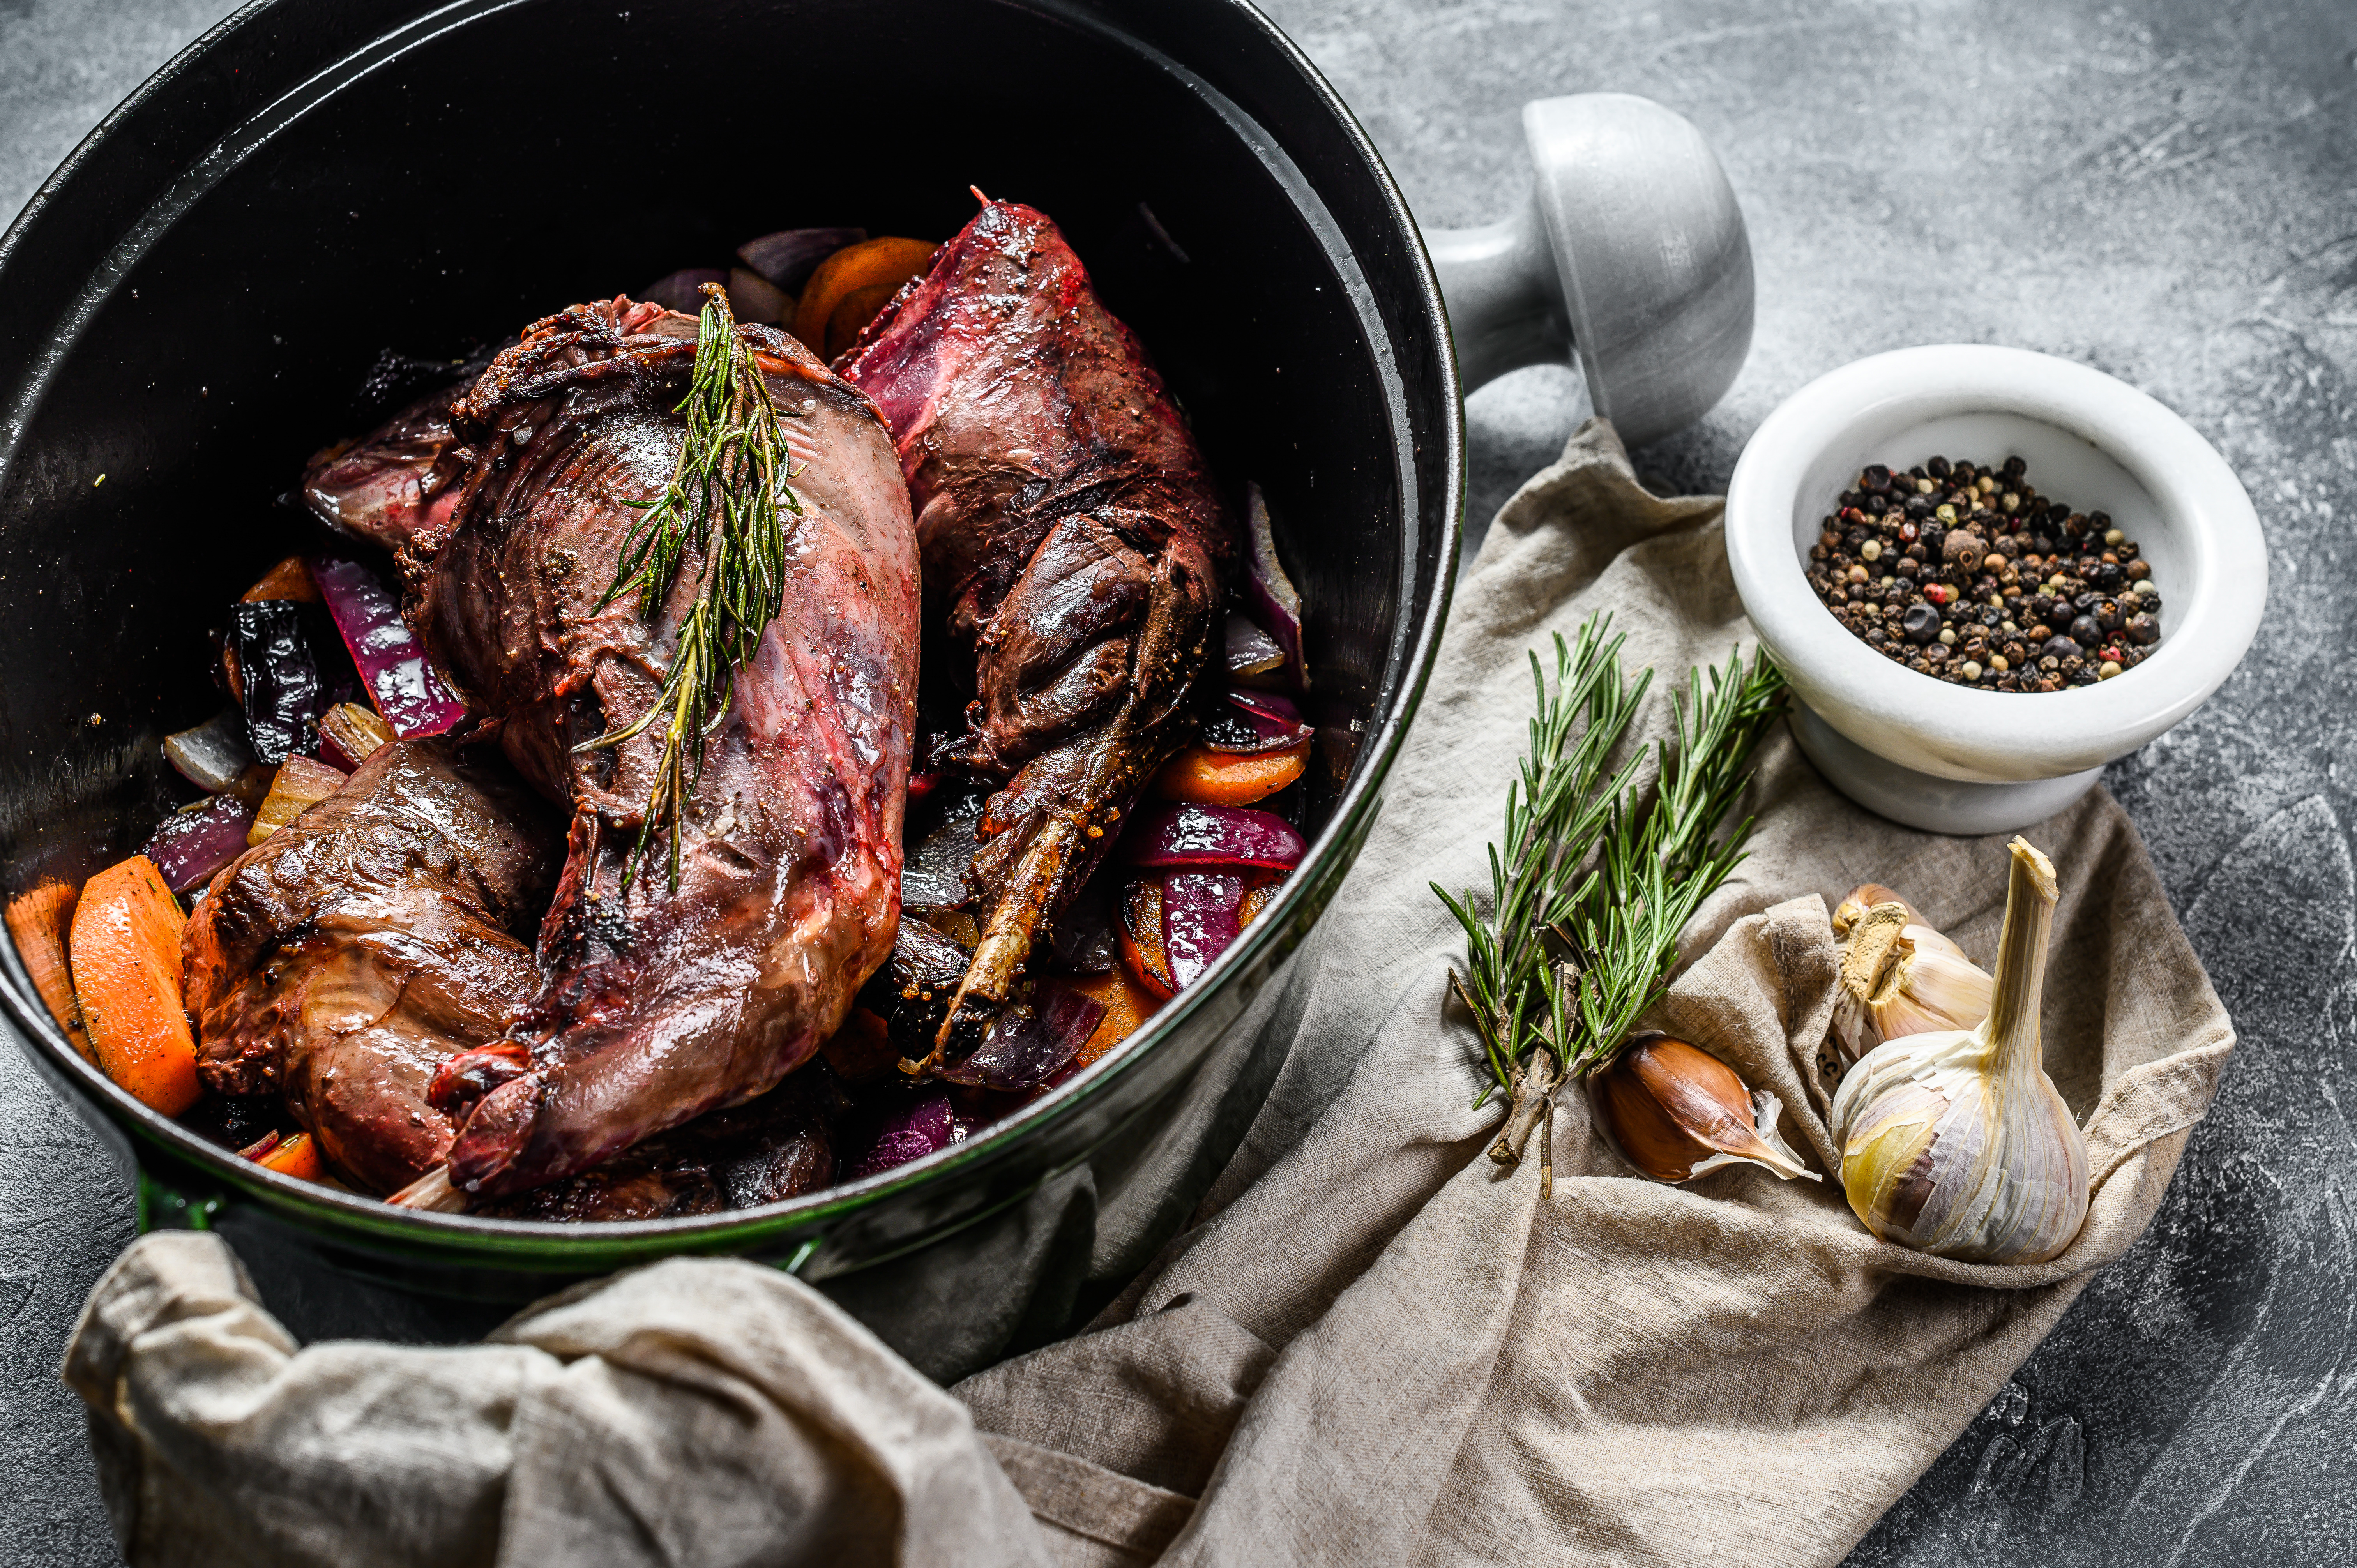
[839,202,1233,1067]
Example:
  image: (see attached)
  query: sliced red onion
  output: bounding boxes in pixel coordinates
[641,268,727,314]
[1162,870,1245,989]
[308,557,466,737]
[1240,482,1306,691]
[1227,688,1306,726]
[164,710,258,794]
[1201,690,1316,755]
[141,795,257,893]
[936,981,1105,1090]
[1124,802,1306,871]
[736,228,867,291]
[847,1090,964,1179]
[1225,613,1284,682]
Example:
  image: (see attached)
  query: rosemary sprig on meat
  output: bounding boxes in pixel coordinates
[580,284,799,889]
[1433,614,1786,1176]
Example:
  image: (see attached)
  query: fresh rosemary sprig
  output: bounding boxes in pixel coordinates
[578,283,800,889]
[1433,614,1786,1144]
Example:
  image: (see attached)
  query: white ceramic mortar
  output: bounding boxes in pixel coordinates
[1726,345,2265,835]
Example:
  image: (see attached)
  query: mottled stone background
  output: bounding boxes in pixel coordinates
[2,1,2350,1563]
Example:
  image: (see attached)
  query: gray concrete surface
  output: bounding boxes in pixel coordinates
[2,0,2352,1562]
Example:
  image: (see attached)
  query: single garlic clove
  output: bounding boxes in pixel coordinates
[1591,1034,1820,1185]
[1871,931,1993,1041]
[1829,838,2089,1265]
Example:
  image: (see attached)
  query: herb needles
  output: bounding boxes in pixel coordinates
[581,283,800,889]
[1433,614,1786,1181]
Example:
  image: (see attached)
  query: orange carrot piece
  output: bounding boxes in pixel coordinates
[793,237,935,361]
[258,1130,325,1181]
[1238,869,1285,927]
[68,855,201,1115]
[1117,879,1176,1000]
[6,880,94,1063]
[241,555,318,602]
[1069,969,1164,1067]
[247,756,345,845]
[1152,739,1310,806]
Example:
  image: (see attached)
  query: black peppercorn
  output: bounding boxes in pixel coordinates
[1806,456,2158,695]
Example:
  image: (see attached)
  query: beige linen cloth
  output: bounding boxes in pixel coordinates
[62,422,2234,1567]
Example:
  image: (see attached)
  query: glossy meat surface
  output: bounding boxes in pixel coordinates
[410,299,920,1196]
[300,385,465,552]
[839,200,1232,1059]
[182,738,562,1194]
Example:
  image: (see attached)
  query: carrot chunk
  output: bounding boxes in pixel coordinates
[1117,879,1176,1000]
[241,555,318,602]
[258,1131,325,1181]
[1151,739,1310,806]
[794,237,936,361]
[6,880,94,1063]
[1068,969,1164,1067]
[68,855,201,1115]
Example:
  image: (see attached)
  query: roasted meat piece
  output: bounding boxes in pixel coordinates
[182,738,562,1194]
[839,200,1233,1062]
[471,1071,846,1223]
[300,385,466,551]
[405,298,920,1198]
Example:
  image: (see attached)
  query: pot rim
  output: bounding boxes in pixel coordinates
[0,0,1465,1261]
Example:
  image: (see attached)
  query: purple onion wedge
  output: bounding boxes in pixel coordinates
[1225,613,1285,683]
[164,710,258,795]
[736,228,867,292]
[936,981,1106,1090]
[1238,482,1306,692]
[640,268,728,315]
[1161,870,1246,989]
[141,795,257,893]
[1201,691,1316,756]
[308,556,466,737]
[846,1090,965,1179]
[1124,802,1306,871]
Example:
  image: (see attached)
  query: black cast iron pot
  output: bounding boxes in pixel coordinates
[0,0,1461,1374]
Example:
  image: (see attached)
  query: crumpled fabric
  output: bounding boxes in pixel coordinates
[64,421,2233,1566]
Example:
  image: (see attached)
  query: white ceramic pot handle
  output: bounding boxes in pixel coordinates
[1426,94,1755,447]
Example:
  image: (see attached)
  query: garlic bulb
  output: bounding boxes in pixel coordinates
[1829,838,2088,1264]
[1831,883,1914,938]
[1591,1034,1820,1185]
[1827,898,1993,1069]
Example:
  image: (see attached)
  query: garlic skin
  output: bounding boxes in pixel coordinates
[1592,1034,1820,1185]
[1828,900,1994,1069]
[1829,839,2089,1265]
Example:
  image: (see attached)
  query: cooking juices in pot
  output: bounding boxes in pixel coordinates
[13,208,1316,1220]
